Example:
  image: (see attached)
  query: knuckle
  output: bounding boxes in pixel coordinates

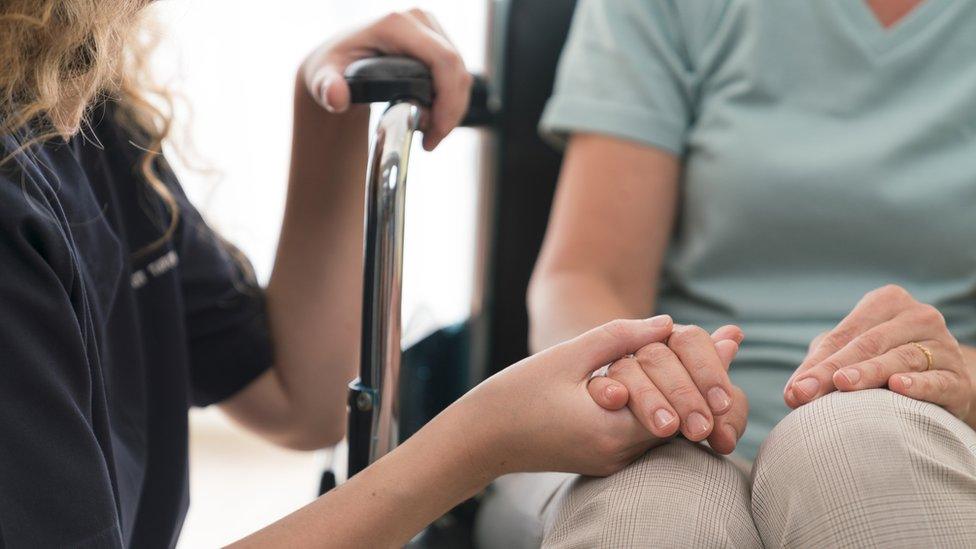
[381,11,408,26]
[895,345,923,371]
[666,383,700,403]
[852,332,885,357]
[435,49,463,69]
[878,284,909,300]
[633,385,660,405]
[860,360,883,380]
[601,319,632,343]
[636,342,674,365]
[935,372,952,392]
[824,326,856,350]
[608,357,638,378]
[916,304,946,326]
[669,326,706,347]
[819,358,843,373]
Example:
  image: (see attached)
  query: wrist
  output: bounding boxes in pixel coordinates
[438,386,512,481]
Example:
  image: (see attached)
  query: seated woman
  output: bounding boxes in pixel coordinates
[479,0,976,547]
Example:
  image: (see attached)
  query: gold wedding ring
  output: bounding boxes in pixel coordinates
[911,342,934,371]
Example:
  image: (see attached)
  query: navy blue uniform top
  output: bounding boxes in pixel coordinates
[0,102,274,548]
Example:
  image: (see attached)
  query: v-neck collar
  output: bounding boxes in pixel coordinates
[830,0,956,57]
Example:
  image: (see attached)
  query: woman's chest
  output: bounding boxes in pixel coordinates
[676,0,976,279]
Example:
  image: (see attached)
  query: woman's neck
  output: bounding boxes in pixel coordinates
[865,0,925,28]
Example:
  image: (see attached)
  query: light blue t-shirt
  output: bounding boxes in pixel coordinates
[541,0,976,459]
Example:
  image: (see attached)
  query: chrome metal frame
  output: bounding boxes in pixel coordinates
[347,100,423,477]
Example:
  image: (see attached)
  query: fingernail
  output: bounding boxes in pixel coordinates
[707,387,732,413]
[794,377,820,399]
[604,385,617,400]
[686,412,710,437]
[724,425,738,441]
[318,75,337,112]
[648,314,672,327]
[838,368,861,385]
[653,409,676,429]
[900,375,913,388]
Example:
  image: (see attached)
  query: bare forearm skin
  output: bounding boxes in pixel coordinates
[220,74,371,449]
[527,270,651,354]
[230,394,499,548]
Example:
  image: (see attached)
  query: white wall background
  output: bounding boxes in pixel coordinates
[147,1,488,546]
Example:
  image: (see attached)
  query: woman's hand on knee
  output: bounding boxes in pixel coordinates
[301,8,472,150]
[784,284,974,424]
[587,323,750,454]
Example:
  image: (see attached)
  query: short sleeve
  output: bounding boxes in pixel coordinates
[540,0,714,154]
[173,189,274,407]
[0,174,123,547]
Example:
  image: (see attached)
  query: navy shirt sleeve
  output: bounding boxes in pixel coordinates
[170,183,275,407]
[0,174,123,547]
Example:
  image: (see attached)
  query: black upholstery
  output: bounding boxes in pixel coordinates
[483,0,579,374]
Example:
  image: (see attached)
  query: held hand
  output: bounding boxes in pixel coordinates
[784,285,975,424]
[588,323,749,454]
[465,317,677,477]
[301,9,473,150]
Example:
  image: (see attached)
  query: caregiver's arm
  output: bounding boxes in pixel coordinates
[220,10,472,449]
[231,318,673,548]
[528,133,680,353]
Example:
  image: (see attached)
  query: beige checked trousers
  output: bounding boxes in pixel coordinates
[475,389,976,548]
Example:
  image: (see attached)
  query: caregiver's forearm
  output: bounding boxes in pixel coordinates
[223,74,371,448]
[230,396,498,548]
[527,269,650,354]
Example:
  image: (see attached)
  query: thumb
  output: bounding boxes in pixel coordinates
[587,377,630,411]
[557,316,674,376]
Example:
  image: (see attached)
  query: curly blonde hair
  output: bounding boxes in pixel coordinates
[0,0,178,256]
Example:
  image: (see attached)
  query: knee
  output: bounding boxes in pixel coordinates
[760,388,909,460]
[754,390,925,493]
[752,389,976,544]
[756,389,964,478]
[545,440,758,548]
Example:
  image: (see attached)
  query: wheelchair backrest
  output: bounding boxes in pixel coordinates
[482,0,579,375]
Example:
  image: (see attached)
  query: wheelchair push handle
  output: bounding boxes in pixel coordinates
[339,55,493,483]
[345,56,434,106]
[345,56,493,126]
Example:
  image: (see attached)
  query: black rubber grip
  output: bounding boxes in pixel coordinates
[345,56,434,106]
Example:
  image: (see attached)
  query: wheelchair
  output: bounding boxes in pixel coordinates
[321,0,580,545]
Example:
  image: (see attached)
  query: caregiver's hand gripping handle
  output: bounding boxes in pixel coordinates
[301,9,473,151]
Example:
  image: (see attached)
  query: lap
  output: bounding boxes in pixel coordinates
[477,439,759,549]
[477,390,976,549]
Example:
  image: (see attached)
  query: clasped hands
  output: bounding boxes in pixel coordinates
[585,285,976,459]
[585,316,749,455]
